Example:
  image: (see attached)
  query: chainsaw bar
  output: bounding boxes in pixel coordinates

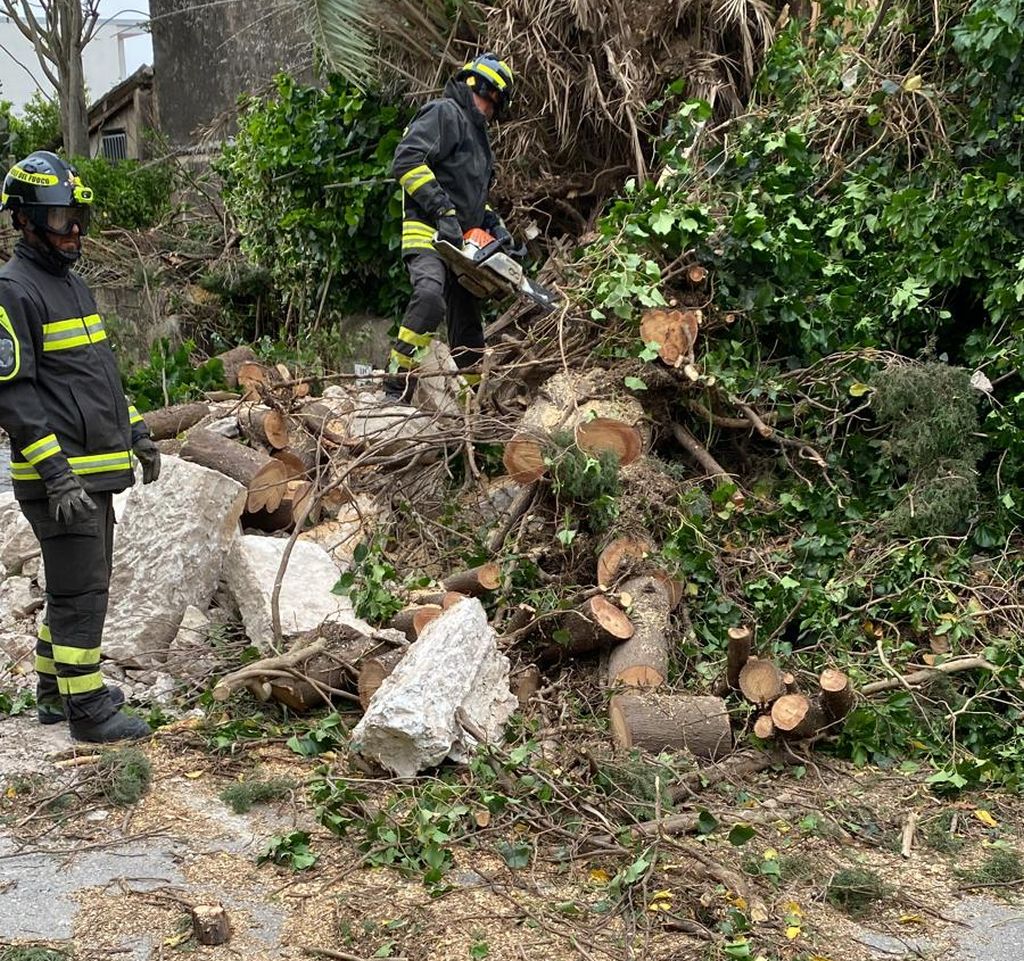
[433,238,560,313]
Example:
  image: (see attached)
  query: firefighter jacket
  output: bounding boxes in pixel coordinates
[393,79,495,255]
[0,240,150,501]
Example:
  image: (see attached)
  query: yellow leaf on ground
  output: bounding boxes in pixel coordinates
[763,848,779,860]
[588,868,611,885]
[899,913,923,924]
[786,925,801,940]
[784,900,803,917]
[183,771,203,779]
[648,890,673,912]
[974,809,999,828]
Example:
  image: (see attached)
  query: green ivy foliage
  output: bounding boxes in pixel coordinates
[577,0,1024,787]
[216,74,411,322]
[73,156,174,230]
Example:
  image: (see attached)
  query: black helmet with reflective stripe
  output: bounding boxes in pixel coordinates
[1,151,94,213]
[456,52,514,117]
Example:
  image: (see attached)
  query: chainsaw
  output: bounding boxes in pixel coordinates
[433,228,560,313]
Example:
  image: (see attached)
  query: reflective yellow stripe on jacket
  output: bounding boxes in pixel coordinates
[401,219,436,253]
[22,432,62,466]
[398,164,437,196]
[10,449,132,481]
[42,314,106,352]
[128,404,144,426]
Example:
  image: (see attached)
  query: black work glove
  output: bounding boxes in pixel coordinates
[436,210,464,247]
[133,437,161,484]
[46,472,97,526]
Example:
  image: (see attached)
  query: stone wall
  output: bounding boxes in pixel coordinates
[150,0,313,146]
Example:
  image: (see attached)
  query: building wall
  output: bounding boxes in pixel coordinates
[150,0,312,146]
[0,17,148,113]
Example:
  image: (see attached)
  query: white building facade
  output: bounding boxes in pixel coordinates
[0,14,150,114]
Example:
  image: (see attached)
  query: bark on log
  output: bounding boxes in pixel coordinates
[551,596,633,656]
[753,715,776,739]
[298,400,352,447]
[596,535,656,588]
[503,435,547,484]
[607,576,672,688]
[358,647,405,710]
[278,424,322,476]
[738,659,786,706]
[819,668,854,722]
[609,692,731,759]
[238,403,290,450]
[770,693,827,739]
[215,346,258,389]
[444,563,502,596]
[640,308,700,367]
[191,903,231,946]
[180,427,269,485]
[726,625,753,690]
[513,665,541,708]
[413,605,443,636]
[574,417,643,467]
[143,402,210,441]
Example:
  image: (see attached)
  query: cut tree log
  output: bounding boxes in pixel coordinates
[725,625,753,690]
[738,658,786,706]
[442,591,467,610]
[753,715,776,739]
[237,361,280,400]
[444,563,502,596]
[358,647,405,709]
[596,535,655,588]
[215,345,258,389]
[351,599,519,776]
[574,417,643,467]
[503,435,547,484]
[142,402,210,441]
[238,403,290,450]
[686,264,709,285]
[607,576,672,688]
[640,308,701,367]
[243,479,314,533]
[278,423,322,476]
[550,596,633,656]
[609,692,731,760]
[389,604,443,642]
[413,605,443,635]
[770,693,827,739]
[782,671,798,694]
[298,399,352,447]
[191,903,231,946]
[180,427,268,485]
[245,459,292,513]
[819,668,854,722]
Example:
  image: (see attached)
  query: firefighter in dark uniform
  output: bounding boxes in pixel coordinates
[384,52,515,401]
[0,151,161,742]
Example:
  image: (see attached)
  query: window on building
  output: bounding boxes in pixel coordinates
[101,129,129,162]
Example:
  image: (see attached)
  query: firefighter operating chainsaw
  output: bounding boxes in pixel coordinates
[384,52,558,403]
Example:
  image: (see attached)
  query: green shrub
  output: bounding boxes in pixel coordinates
[220,778,295,814]
[216,74,411,323]
[826,867,887,914]
[72,156,174,230]
[97,747,152,806]
[1,92,61,157]
[122,339,227,412]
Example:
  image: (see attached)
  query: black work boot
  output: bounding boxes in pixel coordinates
[383,373,416,404]
[69,708,151,743]
[38,684,125,725]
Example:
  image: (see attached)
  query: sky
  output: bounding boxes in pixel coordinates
[97,0,153,73]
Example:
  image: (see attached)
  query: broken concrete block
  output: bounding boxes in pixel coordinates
[224,535,366,651]
[0,513,39,575]
[0,632,36,673]
[0,577,40,623]
[351,598,517,777]
[298,495,381,570]
[103,455,246,666]
[21,556,39,582]
[171,605,211,649]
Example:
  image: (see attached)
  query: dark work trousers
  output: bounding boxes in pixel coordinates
[21,491,117,723]
[389,252,485,383]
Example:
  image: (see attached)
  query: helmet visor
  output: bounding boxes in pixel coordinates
[41,205,91,236]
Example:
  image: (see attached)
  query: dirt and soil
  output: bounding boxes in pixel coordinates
[1,705,1021,961]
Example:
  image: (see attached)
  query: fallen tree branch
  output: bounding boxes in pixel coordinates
[861,656,998,696]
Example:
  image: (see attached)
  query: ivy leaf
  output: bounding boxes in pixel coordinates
[650,210,676,235]
[697,810,719,835]
[849,382,873,397]
[728,823,756,846]
[624,376,648,391]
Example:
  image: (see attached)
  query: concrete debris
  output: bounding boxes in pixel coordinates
[206,415,242,439]
[0,512,39,575]
[352,598,517,777]
[0,576,40,623]
[298,495,380,569]
[224,534,369,651]
[103,455,246,666]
